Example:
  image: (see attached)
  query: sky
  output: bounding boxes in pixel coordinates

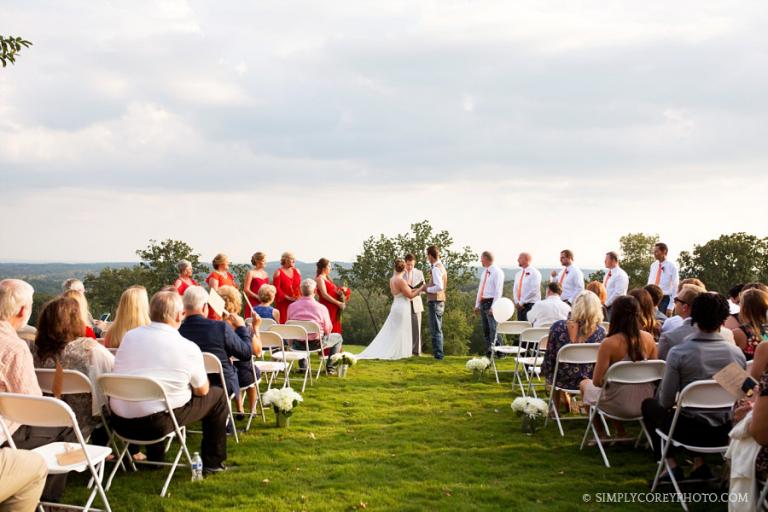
[2,1,768,268]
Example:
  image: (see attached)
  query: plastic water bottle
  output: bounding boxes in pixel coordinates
[191,452,203,482]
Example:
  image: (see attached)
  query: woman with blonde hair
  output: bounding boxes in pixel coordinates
[253,284,280,322]
[61,289,97,339]
[103,286,150,349]
[272,251,301,324]
[541,290,606,412]
[205,253,236,320]
[735,288,768,362]
[243,252,270,319]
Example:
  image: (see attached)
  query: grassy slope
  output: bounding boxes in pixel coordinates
[64,350,724,511]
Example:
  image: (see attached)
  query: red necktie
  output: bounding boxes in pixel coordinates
[516,270,525,301]
[559,269,567,286]
[654,263,663,286]
[479,270,490,299]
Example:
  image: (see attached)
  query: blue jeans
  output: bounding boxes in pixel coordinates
[480,300,501,354]
[659,295,671,314]
[428,301,445,360]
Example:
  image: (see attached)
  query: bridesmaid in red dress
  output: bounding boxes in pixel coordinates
[243,252,270,318]
[315,258,350,334]
[206,253,237,320]
[272,252,301,324]
[173,259,198,296]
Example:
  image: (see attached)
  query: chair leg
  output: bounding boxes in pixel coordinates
[590,416,611,468]
[579,407,595,450]
[665,458,688,511]
[160,445,184,498]
[105,443,130,491]
[491,354,500,384]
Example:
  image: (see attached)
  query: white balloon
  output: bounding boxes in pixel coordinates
[491,297,514,322]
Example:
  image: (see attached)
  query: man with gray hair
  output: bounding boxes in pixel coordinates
[287,279,341,373]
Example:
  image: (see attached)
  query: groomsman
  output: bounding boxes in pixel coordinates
[647,242,679,316]
[603,251,628,320]
[549,249,584,305]
[512,252,541,322]
[403,253,425,356]
[474,251,505,357]
[425,245,447,360]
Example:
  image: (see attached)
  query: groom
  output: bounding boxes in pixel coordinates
[425,245,447,360]
[403,253,424,356]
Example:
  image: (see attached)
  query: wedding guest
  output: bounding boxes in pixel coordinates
[726,282,768,331]
[173,259,198,296]
[243,252,270,318]
[217,285,262,418]
[206,253,237,320]
[647,242,679,316]
[541,291,605,412]
[512,252,541,322]
[581,296,657,437]
[287,279,341,373]
[61,278,103,336]
[642,292,745,482]
[0,448,47,511]
[727,283,744,317]
[34,296,114,438]
[61,289,97,339]
[474,251,505,357]
[103,285,150,349]
[273,252,301,324]
[733,288,768,361]
[254,285,280,322]
[550,250,584,304]
[527,283,571,327]
[586,281,608,320]
[403,254,426,356]
[679,277,706,290]
[316,258,349,335]
[603,251,628,321]
[425,245,447,360]
[747,367,768,489]
[644,284,668,326]
[628,288,662,341]
[656,285,705,360]
[109,291,229,474]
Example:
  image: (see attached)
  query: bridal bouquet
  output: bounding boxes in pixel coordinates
[466,357,491,381]
[337,284,351,324]
[511,397,548,434]
[263,387,303,427]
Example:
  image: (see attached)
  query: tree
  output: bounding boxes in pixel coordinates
[0,36,32,67]
[619,232,659,289]
[136,239,205,293]
[83,266,152,317]
[678,232,768,293]
[587,269,605,283]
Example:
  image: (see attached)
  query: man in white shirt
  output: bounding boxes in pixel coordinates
[512,252,541,322]
[109,291,229,474]
[527,283,572,327]
[603,251,629,320]
[425,245,447,360]
[403,254,425,356]
[549,249,584,304]
[647,242,679,316]
[474,251,505,357]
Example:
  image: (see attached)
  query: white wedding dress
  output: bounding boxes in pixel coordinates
[357,292,413,360]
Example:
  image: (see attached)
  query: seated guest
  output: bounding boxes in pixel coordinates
[286,279,341,373]
[727,283,744,318]
[173,259,198,296]
[644,284,668,326]
[243,252,270,319]
[642,292,745,482]
[725,282,768,330]
[62,278,104,336]
[103,285,151,349]
[217,285,262,417]
[0,279,71,501]
[205,253,236,320]
[747,365,768,494]
[253,285,280,322]
[178,286,252,401]
[108,291,229,474]
[581,296,657,435]
[628,288,662,341]
[34,296,114,438]
[733,288,768,361]
[541,291,605,412]
[62,289,97,339]
[586,281,608,321]
[657,284,705,360]
[0,448,47,511]
[527,283,571,327]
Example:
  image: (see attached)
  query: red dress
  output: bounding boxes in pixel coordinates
[206,271,236,320]
[244,273,270,319]
[84,325,97,339]
[317,277,350,334]
[273,268,301,324]
[173,277,198,296]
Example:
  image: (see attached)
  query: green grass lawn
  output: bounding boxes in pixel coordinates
[64,350,727,511]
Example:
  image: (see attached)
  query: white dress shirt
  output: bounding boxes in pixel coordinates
[475,264,505,308]
[527,295,572,327]
[110,322,208,418]
[551,265,584,303]
[647,259,679,297]
[427,260,446,294]
[603,265,629,307]
[660,314,684,335]
[513,266,542,306]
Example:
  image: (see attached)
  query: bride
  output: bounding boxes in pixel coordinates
[357,258,426,360]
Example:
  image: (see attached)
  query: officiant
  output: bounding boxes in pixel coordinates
[403,253,425,356]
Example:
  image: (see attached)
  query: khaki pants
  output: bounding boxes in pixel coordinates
[0,448,47,512]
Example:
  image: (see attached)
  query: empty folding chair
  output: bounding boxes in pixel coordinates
[287,319,327,379]
[0,392,113,512]
[268,324,312,392]
[512,328,550,396]
[198,353,239,443]
[490,321,531,384]
[543,343,600,436]
[255,331,290,389]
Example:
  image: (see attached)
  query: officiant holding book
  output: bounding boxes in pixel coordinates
[403,253,425,356]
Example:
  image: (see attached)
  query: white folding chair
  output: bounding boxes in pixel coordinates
[258,318,277,331]
[579,360,666,467]
[512,328,551,396]
[600,322,610,332]
[650,380,735,511]
[490,321,532,384]
[0,392,112,512]
[287,320,327,379]
[198,353,239,444]
[543,343,600,436]
[98,375,193,498]
[230,355,266,431]
[255,331,290,389]
[269,324,312,392]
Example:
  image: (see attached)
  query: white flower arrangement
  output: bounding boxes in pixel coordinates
[330,352,358,366]
[465,357,491,371]
[263,387,303,415]
[511,397,548,419]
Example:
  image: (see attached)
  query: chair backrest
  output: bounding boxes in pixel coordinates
[603,360,665,385]
[538,335,548,352]
[259,318,277,332]
[520,328,550,344]
[678,380,735,409]
[600,322,610,331]
[202,352,224,374]
[497,321,531,336]
[269,324,308,343]
[97,374,169,403]
[556,343,600,364]
[260,330,284,350]
[36,368,93,395]
[538,322,554,329]
[287,320,322,337]
[0,392,77,430]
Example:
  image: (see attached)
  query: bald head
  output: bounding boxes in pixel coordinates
[518,253,531,268]
[0,279,35,329]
